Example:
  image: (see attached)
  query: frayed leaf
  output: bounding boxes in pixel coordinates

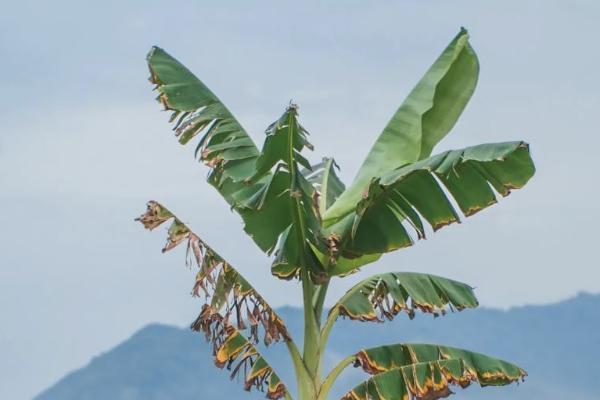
[329,272,478,322]
[136,201,290,399]
[342,356,525,400]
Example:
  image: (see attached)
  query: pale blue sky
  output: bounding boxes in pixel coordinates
[1,1,599,399]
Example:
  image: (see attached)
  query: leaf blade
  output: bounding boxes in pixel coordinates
[355,343,526,384]
[135,201,290,344]
[329,272,479,323]
[342,355,525,400]
[324,141,535,274]
[325,28,479,226]
[135,201,292,398]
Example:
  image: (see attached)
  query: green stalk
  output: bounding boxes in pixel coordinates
[312,279,329,327]
[300,268,321,385]
[282,108,321,399]
[317,355,356,400]
[311,278,329,382]
[285,339,311,400]
[319,306,339,357]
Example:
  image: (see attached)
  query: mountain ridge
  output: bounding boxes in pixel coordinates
[35,292,600,399]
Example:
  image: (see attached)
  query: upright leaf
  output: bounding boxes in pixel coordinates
[325,28,479,227]
[242,106,326,280]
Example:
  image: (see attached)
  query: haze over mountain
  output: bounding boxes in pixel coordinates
[35,292,599,400]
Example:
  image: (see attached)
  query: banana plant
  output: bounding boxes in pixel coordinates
[137,28,535,400]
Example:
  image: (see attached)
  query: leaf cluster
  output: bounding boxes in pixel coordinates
[138,28,534,400]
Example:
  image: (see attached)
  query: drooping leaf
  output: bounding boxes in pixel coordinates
[354,343,526,385]
[136,201,289,344]
[328,272,478,322]
[203,313,288,399]
[341,356,524,400]
[323,141,535,273]
[326,28,479,227]
[136,201,292,398]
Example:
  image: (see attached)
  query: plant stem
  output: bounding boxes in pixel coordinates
[319,306,339,357]
[301,268,321,377]
[317,355,356,400]
[282,108,334,399]
[311,278,329,383]
[285,339,311,400]
[312,279,329,328]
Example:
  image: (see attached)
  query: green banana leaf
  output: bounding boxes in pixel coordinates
[147,32,534,281]
[323,141,534,273]
[325,28,479,227]
[341,355,524,400]
[148,49,324,279]
[147,46,259,185]
[245,107,325,280]
[328,272,478,322]
[148,47,291,258]
[354,343,526,383]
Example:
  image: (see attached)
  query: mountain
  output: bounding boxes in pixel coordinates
[35,293,600,400]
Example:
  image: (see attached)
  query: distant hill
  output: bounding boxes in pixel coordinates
[35,293,600,400]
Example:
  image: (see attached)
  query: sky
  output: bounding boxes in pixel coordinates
[1,1,599,399]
